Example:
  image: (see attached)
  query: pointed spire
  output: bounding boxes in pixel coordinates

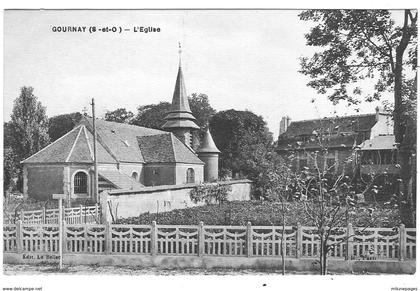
[162,44,199,131]
[196,127,220,154]
[178,41,182,67]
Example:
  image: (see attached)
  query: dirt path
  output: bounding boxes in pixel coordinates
[4,264,320,275]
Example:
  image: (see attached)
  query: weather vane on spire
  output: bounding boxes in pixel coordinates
[178,41,182,67]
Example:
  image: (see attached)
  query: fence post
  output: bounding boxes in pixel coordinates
[20,210,24,223]
[296,223,302,259]
[105,221,112,255]
[42,207,46,224]
[79,205,83,224]
[62,221,67,254]
[247,221,252,257]
[346,223,354,260]
[151,221,157,255]
[16,220,22,253]
[95,203,99,219]
[399,224,406,261]
[198,221,204,257]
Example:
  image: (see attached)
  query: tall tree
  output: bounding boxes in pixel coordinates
[8,87,50,191]
[104,108,134,124]
[189,93,217,148]
[299,10,417,226]
[131,93,217,132]
[9,87,50,165]
[48,112,83,142]
[210,109,273,183]
[189,93,217,128]
[130,102,171,129]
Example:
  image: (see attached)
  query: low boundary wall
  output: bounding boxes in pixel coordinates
[100,179,252,221]
[3,253,415,274]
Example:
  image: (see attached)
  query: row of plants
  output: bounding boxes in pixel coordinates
[115,200,401,228]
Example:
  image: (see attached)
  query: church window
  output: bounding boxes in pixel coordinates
[131,171,139,181]
[74,171,88,194]
[186,168,195,183]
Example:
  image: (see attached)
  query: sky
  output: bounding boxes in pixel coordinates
[4,9,392,138]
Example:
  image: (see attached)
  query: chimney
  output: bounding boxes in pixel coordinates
[375,106,380,122]
[279,116,290,135]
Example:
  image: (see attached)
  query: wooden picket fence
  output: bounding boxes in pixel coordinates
[3,204,100,225]
[3,222,416,261]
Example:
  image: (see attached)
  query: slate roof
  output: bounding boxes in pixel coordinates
[196,128,220,154]
[162,65,199,130]
[278,114,378,151]
[22,125,116,164]
[99,169,143,190]
[137,133,204,164]
[280,114,377,139]
[81,117,165,163]
[23,117,202,165]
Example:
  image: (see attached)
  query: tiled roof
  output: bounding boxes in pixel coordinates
[22,127,80,163]
[278,114,378,151]
[81,117,167,163]
[98,169,143,190]
[138,133,204,164]
[22,125,117,164]
[280,114,377,139]
[171,134,204,164]
[23,117,203,165]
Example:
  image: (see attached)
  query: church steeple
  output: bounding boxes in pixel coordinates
[162,43,199,146]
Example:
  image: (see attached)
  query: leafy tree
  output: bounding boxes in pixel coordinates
[210,109,273,183]
[48,112,83,142]
[8,87,50,192]
[189,93,218,149]
[189,93,217,128]
[299,10,417,226]
[131,94,217,130]
[130,102,171,129]
[9,87,50,164]
[104,108,134,124]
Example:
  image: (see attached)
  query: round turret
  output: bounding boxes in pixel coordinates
[196,128,220,182]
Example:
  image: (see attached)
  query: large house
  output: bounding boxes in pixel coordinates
[21,56,220,204]
[277,108,396,174]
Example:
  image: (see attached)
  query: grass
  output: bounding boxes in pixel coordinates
[116,200,402,228]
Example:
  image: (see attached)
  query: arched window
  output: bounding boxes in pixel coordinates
[74,171,88,194]
[186,168,195,184]
[131,172,138,181]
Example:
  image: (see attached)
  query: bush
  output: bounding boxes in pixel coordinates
[116,200,401,227]
[190,183,232,205]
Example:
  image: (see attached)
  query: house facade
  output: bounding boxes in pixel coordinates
[21,55,219,205]
[277,108,395,174]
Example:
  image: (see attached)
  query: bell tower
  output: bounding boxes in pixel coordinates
[162,43,199,147]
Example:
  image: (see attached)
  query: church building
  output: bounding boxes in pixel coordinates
[21,51,220,204]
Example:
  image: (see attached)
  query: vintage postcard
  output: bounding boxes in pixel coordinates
[1,6,418,291]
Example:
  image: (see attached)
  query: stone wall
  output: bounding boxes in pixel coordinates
[25,164,64,200]
[100,179,252,221]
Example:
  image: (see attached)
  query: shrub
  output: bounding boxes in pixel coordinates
[189,183,232,205]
